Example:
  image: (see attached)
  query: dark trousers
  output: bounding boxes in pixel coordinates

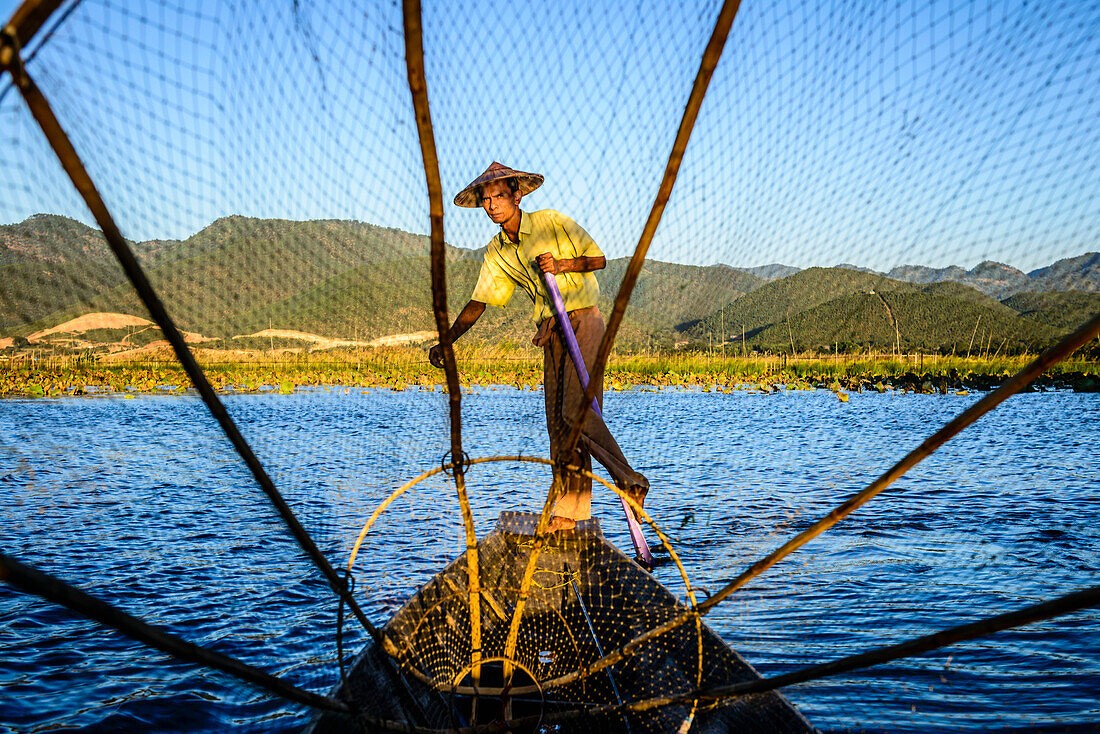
[536,307,648,517]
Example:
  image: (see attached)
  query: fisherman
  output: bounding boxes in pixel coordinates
[429,162,648,532]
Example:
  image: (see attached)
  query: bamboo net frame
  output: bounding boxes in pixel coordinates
[345,454,704,700]
[396,0,1100,715]
[401,0,485,701]
[2,0,1099,727]
[1,0,385,645]
[1,1,430,724]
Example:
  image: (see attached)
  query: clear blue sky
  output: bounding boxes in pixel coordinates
[1,0,1098,273]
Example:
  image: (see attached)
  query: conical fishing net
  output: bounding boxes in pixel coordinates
[1,1,1098,732]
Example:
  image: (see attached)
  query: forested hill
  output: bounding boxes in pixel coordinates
[1,214,1097,354]
[686,268,1090,354]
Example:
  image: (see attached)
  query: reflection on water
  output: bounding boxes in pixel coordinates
[1,387,1097,732]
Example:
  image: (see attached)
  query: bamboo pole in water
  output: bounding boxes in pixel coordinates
[0,552,353,717]
[536,310,1100,692]
[455,584,1100,732]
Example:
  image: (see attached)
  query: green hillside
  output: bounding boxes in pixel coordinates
[2,214,1095,355]
[0,215,442,337]
[0,261,133,330]
[208,255,501,340]
[690,267,919,339]
[0,214,186,267]
[1002,291,1100,332]
[743,290,1059,354]
[1,214,124,265]
[688,269,1062,354]
[919,281,1012,312]
[599,259,761,331]
[0,216,754,347]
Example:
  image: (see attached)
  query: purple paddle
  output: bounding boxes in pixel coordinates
[540,268,654,567]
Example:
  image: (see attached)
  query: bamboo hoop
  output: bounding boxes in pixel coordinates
[346,455,703,697]
[380,585,583,689]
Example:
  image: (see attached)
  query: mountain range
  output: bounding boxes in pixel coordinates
[1,214,1097,354]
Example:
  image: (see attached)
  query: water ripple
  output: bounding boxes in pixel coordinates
[1,388,1097,732]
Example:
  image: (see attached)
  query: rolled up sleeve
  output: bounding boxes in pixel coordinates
[555,213,604,259]
[470,250,516,307]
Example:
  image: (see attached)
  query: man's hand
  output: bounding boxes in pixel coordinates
[428,300,486,370]
[536,253,606,275]
[428,344,445,368]
[536,252,560,275]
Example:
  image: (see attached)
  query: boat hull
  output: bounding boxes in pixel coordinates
[308,512,814,733]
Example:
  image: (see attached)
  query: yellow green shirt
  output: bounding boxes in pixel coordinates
[470,209,603,323]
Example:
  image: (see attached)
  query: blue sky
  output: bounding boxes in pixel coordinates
[1,0,1098,273]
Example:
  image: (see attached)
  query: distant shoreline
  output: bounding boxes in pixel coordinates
[1,349,1097,398]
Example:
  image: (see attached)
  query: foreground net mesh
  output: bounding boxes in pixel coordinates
[315,509,811,733]
[1,1,1098,732]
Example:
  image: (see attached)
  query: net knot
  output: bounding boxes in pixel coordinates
[532,567,580,591]
[441,450,471,477]
[0,25,23,73]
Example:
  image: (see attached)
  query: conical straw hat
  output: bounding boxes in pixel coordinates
[453,161,544,207]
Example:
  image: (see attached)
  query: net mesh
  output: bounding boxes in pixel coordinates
[1,0,1098,732]
[322,510,810,733]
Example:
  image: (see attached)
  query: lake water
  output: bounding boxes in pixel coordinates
[1,386,1097,732]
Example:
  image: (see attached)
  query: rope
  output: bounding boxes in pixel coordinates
[566,564,632,734]
[531,568,580,591]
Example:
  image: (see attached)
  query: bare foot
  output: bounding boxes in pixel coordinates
[547,515,576,532]
[625,484,648,511]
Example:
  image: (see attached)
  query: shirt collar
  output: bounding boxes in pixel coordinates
[499,209,530,246]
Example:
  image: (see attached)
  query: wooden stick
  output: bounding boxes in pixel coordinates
[0,552,353,717]
[3,0,67,50]
[561,0,745,456]
[698,584,1100,701]
[402,0,483,700]
[0,28,383,643]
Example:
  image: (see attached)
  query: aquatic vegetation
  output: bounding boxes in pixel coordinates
[1,346,1096,397]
